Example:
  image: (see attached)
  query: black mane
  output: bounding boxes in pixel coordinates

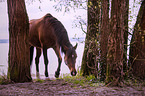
[43,13,72,53]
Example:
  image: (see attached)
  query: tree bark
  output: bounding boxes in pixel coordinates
[123,0,129,74]
[106,0,126,86]
[81,0,100,77]
[7,0,32,82]
[129,0,145,80]
[100,0,109,81]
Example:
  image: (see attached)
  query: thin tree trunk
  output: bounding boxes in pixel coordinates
[7,0,32,82]
[129,0,145,80]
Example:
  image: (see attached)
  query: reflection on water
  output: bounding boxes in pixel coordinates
[0,38,84,78]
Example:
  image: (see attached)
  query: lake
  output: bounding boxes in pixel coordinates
[0,38,85,79]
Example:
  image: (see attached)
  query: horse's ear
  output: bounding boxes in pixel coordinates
[64,45,69,51]
[74,43,78,50]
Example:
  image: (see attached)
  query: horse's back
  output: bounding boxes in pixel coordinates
[29,19,42,48]
[29,16,57,49]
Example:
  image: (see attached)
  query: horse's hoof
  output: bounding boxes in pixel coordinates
[55,71,59,78]
[55,74,59,78]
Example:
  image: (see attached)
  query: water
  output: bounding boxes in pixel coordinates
[0,41,9,75]
[0,38,84,79]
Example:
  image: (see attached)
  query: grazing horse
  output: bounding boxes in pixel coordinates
[29,13,77,78]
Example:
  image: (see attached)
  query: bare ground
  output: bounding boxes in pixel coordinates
[0,79,145,96]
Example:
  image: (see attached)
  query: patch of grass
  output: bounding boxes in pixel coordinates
[90,82,105,87]
[60,73,86,86]
[33,79,45,83]
[0,74,11,85]
[124,78,145,87]
[86,75,96,81]
[60,72,105,87]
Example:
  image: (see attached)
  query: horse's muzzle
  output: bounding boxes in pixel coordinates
[71,71,77,76]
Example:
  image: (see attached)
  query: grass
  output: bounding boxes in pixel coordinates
[60,70,105,87]
[0,74,11,84]
[122,78,145,88]
[33,79,45,83]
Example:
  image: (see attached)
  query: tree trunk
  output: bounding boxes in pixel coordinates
[81,0,100,77]
[7,0,32,82]
[123,0,129,74]
[129,0,145,80]
[100,0,109,81]
[106,0,126,86]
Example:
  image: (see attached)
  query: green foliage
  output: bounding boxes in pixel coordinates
[0,65,10,84]
[0,74,10,85]
[86,75,96,81]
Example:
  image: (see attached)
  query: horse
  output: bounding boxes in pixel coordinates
[29,13,77,79]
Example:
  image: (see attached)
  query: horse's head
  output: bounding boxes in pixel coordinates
[64,43,78,76]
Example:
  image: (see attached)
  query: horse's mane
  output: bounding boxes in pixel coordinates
[43,13,72,53]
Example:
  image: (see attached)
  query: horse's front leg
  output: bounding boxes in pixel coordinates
[35,48,42,79]
[53,46,62,78]
[43,47,49,78]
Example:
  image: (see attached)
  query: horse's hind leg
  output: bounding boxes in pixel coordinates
[43,47,49,78]
[35,48,42,79]
[53,46,62,78]
[30,46,34,65]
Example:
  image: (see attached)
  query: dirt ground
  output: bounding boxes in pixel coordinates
[0,79,145,96]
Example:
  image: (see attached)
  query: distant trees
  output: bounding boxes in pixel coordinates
[0,0,5,2]
[7,0,32,82]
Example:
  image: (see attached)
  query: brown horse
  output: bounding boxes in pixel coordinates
[29,13,77,79]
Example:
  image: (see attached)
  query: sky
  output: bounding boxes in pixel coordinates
[0,1,8,39]
[0,0,87,39]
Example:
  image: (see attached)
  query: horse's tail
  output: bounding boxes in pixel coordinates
[30,46,34,65]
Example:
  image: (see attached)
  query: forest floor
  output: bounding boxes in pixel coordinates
[0,76,145,96]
